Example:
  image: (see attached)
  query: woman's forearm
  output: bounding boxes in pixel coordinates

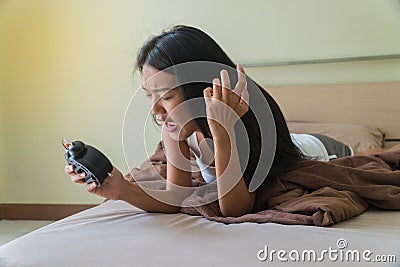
[119,182,183,213]
[214,129,254,217]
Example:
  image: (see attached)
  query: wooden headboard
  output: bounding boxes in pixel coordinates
[265,81,400,147]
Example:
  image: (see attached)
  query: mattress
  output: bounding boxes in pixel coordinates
[0,200,399,267]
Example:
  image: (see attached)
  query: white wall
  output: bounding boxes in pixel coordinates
[0,0,399,204]
[133,0,400,85]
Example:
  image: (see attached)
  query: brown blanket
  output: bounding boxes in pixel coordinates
[125,142,400,226]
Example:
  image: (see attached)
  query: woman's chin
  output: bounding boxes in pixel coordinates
[173,129,193,141]
[163,123,196,141]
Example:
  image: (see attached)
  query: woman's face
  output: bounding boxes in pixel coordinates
[141,63,198,140]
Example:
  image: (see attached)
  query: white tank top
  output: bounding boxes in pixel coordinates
[187,132,216,183]
[187,132,332,184]
[290,133,332,161]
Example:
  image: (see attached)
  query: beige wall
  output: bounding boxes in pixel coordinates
[0,0,399,204]
[1,13,5,203]
[0,66,4,203]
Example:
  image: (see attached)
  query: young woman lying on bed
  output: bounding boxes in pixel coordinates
[65,25,357,217]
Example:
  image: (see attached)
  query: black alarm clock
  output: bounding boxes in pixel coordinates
[62,139,113,186]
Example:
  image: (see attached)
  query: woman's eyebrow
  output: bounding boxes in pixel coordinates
[141,86,172,93]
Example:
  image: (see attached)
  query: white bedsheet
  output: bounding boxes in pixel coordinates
[1,200,399,267]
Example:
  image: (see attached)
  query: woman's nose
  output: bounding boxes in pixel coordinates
[151,98,165,115]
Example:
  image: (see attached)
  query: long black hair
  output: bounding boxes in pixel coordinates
[135,25,304,192]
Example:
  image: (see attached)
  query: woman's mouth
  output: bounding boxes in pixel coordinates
[156,115,178,132]
[164,120,177,132]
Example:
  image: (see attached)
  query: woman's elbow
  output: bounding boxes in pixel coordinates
[220,206,249,217]
[145,207,180,214]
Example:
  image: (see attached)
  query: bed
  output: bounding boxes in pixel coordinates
[1,200,399,266]
[1,81,400,266]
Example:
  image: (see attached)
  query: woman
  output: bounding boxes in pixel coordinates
[65,25,334,217]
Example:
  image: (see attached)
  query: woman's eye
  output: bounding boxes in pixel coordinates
[160,96,172,101]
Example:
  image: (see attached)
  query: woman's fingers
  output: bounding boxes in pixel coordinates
[213,78,222,100]
[86,182,97,192]
[240,82,249,105]
[220,70,233,103]
[203,87,213,105]
[239,83,249,114]
[237,64,245,74]
[71,172,86,184]
[65,165,74,174]
[206,66,248,115]
[220,69,231,90]
[65,165,86,184]
[234,64,247,97]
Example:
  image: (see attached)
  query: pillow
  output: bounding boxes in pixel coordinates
[287,121,385,152]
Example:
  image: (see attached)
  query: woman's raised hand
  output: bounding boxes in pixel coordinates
[203,64,249,138]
